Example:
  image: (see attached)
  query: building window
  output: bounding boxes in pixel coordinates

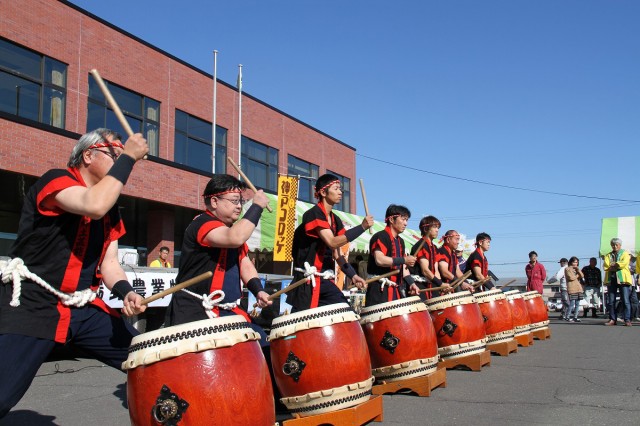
[87,77,160,155]
[327,170,351,213]
[288,156,319,203]
[0,38,67,128]
[241,136,278,193]
[174,110,227,174]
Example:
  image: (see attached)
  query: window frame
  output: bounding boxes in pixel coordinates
[174,109,227,174]
[288,155,319,203]
[241,136,279,193]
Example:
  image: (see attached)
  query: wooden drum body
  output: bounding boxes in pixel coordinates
[123,316,275,426]
[359,297,439,383]
[268,303,373,417]
[522,291,550,332]
[504,290,532,338]
[474,289,515,344]
[425,291,487,360]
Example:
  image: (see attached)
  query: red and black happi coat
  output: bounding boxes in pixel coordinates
[365,226,405,306]
[436,245,459,284]
[465,247,493,290]
[411,237,439,298]
[287,203,345,310]
[167,211,250,325]
[0,169,124,343]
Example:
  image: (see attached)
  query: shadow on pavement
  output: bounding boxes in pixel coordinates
[0,410,59,425]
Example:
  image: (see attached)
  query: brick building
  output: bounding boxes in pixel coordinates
[0,0,357,268]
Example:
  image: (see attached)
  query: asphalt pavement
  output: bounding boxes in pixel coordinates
[2,315,639,426]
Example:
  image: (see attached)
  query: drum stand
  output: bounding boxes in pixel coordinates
[532,328,551,340]
[371,364,447,397]
[438,349,491,371]
[486,339,518,356]
[514,333,534,347]
[282,395,383,426]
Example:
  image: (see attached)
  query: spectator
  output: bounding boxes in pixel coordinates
[149,246,171,268]
[581,257,602,318]
[603,238,632,326]
[526,251,547,294]
[548,258,569,320]
[564,257,584,322]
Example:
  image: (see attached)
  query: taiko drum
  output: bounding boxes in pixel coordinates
[474,289,515,344]
[424,291,487,360]
[522,291,550,332]
[359,297,439,382]
[504,290,532,338]
[268,303,373,417]
[123,316,275,426]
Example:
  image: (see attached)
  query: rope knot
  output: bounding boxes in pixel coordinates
[379,277,397,292]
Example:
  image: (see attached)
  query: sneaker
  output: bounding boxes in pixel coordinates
[604,320,616,326]
[568,318,576,322]
[625,321,632,327]
[563,317,570,321]
[574,318,581,322]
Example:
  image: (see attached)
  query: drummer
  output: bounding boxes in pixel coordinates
[165,174,272,343]
[437,230,475,292]
[287,174,374,312]
[465,232,495,291]
[411,215,449,298]
[365,204,420,307]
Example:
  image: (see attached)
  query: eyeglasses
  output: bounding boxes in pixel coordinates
[216,197,245,206]
[93,149,119,161]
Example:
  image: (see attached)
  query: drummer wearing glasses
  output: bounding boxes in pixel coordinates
[165,174,272,341]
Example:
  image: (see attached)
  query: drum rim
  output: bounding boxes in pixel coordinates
[424,290,473,306]
[270,303,352,328]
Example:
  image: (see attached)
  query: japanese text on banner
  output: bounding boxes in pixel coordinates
[273,176,298,261]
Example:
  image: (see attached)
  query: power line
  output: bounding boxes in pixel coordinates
[357,153,640,203]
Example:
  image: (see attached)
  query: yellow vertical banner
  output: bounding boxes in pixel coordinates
[273,176,299,261]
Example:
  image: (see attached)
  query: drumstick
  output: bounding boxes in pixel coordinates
[227,157,273,213]
[472,277,492,288]
[450,270,473,290]
[497,279,517,289]
[358,179,373,234]
[250,275,312,314]
[418,285,448,293]
[412,238,426,257]
[89,69,147,160]
[141,271,213,305]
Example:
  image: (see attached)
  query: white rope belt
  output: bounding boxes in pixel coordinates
[379,277,398,292]
[411,275,427,283]
[0,258,96,308]
[181,288,239,319]
[294,262,336,287]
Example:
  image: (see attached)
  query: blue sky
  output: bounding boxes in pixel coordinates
[70,0,640,278]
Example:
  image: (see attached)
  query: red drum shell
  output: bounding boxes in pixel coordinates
[475,290,515,339]
[522,291,549,325]
[505,291,532,335]
[269,304,372,416]
[426,292,487,359]
[126,319,274,426]
[360,298,439,380]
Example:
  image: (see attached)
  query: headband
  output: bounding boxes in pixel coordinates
[202,189,243,199]
[88,140,125,150]
[314,179,341,199]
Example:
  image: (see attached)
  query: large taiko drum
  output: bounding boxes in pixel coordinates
[123,316,275,426]
[504,290,532,338]
[359,296,439,382]
[268,303,373,417]
[522,291,550,332]
[474,289,515,345]
[424,291,487,360]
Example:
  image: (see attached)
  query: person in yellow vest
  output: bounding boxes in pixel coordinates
[603,238,632,326]
[149,246,171,268]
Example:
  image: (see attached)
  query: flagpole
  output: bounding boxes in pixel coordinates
[212,50,218,174]
[237,64,243,171]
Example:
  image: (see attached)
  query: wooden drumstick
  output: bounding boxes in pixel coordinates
[227,156,273,213]
[472,277,492,288]
[358,179,373,234]
[497,279,517,289]
[419,285,448,293]
[364,269,400,284]
[450,270,473,290]
[89,69,148,160]
[141,271,213,305]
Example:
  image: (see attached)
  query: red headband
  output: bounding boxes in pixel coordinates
[385,214,400,223]
[202,189,243,199]
[314,179,341,199]
[88,140,125,150]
